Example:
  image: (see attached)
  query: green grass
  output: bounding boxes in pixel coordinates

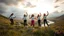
[0,14,64,36]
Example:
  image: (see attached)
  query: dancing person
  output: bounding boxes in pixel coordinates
[30,14,35,27]
[37,13,41,27]
[43,11,49,27]
[9,13,16,25]
[23,12,28,26]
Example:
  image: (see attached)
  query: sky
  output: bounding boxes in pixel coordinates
[0,0,64,19]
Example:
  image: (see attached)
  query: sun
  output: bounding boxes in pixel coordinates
[17,0,54,14]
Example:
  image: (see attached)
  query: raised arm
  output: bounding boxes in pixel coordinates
[39,13,41,16]
[9,15,11,19]
[9,14,12,19]
[26,12,28,16]
[14,16,16,18]
[29,15,31,19]
[47,11,49,16]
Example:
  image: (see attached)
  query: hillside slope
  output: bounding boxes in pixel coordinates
[0,14,64,36]
[56,14,64,20]
[0,14,10,24]
[50,14,64,33]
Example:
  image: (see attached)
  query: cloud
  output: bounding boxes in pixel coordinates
[1,4,25,18]
[0,0,25,18]
[0,0,64,19]
[0,0,20,14]
[0,0,34,19]
[55,0,64,3]
[0,0,22,5]
[61,1,64,4]
[55,0,59,2]
[0,0,36,14]
[54,0,64,13]
[54,6,59,8]
[0,3,8,14]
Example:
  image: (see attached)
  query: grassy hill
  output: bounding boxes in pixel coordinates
[0,14,64,36]
[0,14,10,24]
[50,14,64,34]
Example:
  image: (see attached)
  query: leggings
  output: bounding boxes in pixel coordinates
[24,20,27,26]
[10,19,14,25]
[44,19,49,26]
[31,20,35,27]
[38,20,41,26]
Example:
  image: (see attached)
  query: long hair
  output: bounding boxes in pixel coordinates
[24,14,26,17]
[31,14,34,18]
[10,13,13,17]
[37,14,39,18]
[44,13,46,16]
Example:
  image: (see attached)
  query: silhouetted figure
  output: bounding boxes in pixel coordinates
[9,13,16,25]
[54,30,64,36]
[37,13,41,27]
[23,12,28,26]
[43,11,49,27]
[30,14,35,27]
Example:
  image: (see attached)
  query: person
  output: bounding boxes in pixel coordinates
[9,13,16,25]
[43,11,49,27]
[37,13,41,27]
[23,12,28,26]
[30,14,35,27]
[54,30,64,36]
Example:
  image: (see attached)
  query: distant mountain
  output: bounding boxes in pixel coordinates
[56,14,64,20]
[48,12,64,19]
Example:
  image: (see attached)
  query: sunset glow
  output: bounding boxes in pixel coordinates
[16,0,54,14]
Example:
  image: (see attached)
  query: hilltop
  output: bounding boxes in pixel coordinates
[0,14,64,36]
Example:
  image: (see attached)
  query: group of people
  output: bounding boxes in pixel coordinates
[9,11,49,27]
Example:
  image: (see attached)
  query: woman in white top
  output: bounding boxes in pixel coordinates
[30,14,35,27]
[23,12,28,26]
[9,13,16,25]
[43,11,49,27]
[37,13,41,27]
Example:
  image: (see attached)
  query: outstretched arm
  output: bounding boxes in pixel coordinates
[14,16,16,18]
[9,15,11,19]
[39,13,41,16]
[29,15,31,19]
[47,11,49,16]
[26,12,28,16]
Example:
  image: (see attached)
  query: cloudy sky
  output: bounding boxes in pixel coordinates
[0,0,64,19]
